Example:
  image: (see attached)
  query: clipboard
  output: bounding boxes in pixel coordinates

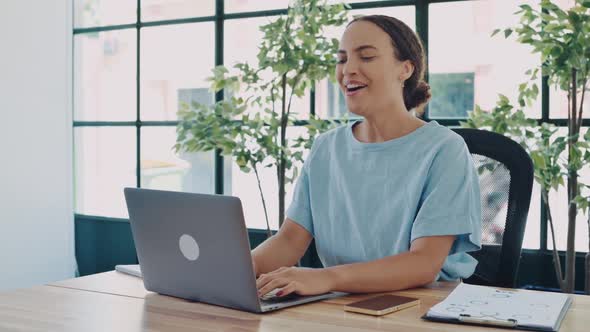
[422,283,573,332]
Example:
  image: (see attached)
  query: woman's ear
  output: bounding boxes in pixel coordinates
[402,60,414,80]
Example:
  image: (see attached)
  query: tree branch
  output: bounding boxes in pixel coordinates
[254,166,272,238]
[572,69,578,135]
[576,76,588,134]
[542,190,566,291]
[270,84,280,183]
[285,74,301,119]
[568,84,574,139]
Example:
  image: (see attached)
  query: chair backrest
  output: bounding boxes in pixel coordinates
[453,128,534,288]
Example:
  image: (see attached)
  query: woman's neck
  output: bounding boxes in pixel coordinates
[353,110,425,143]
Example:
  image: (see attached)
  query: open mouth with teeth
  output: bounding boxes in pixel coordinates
[346,84,367,93]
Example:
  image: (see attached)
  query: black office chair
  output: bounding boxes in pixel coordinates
[453,128,534,288]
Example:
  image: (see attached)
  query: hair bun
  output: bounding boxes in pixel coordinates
[405,81,431,111]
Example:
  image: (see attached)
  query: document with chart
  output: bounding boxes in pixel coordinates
[423,283,572,331]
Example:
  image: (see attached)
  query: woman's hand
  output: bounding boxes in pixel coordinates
[256,267,334,297]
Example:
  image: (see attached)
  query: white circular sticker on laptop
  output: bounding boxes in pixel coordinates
[179,234,200,261]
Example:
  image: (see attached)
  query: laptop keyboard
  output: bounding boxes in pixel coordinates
[259,292,301,304]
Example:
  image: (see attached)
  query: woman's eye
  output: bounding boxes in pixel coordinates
[337,58,346,64]
[361,56,375,62]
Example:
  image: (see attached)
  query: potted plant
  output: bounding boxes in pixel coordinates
[463,0,590,293]
[174,0,349,238]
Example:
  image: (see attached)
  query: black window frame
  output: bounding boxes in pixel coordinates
[72,0,583,256]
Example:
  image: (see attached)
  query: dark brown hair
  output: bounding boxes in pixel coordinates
[349,15,431,112]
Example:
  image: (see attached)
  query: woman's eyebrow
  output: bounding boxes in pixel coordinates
[338,45,378,54]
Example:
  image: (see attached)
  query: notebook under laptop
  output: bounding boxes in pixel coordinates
[123,187,345,313]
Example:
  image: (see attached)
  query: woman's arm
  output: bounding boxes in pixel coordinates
[251,218,312,276]
[256,235,455,296]
[326,235,455,292]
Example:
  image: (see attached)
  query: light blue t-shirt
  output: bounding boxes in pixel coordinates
[286,120,482,281]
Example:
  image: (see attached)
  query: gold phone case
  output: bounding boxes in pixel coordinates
[344,294,421,316]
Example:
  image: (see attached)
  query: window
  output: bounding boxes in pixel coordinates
[224,16,310,120]
[545,129,590,252]
[224,15,311,228]
[74,127,136,218]
[428,0,541,119]
[140,23,215,121]
[73,1,217,219]
[224,0,290,14]
[428,73,474,118]
[74,29,136,121]
[142,0,215,22]
[74,0,135,28]
[545,0,590,251]
[73,0,587,253]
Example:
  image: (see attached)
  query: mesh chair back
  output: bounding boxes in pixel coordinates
[453,129,534,288]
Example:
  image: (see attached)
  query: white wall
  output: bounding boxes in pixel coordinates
[0,0,76,291]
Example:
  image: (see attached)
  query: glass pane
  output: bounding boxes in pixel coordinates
[315,6,416,119]
[523,182,541,249]
[224,1,387,15]
[548,184,590,252]
[555,0,579,10]
[74,0,136,28]
[141,23,215,121]
[550,86,590,119]
[548,0,588,119]
[225,17,310,119]
[74,30,136,121]
[141,0,214,22]
[75,127,136,218]
[547,127,590,252]
[227,126,308,230]
[140,127,216,194]
[429,0,541,119]
[225,0,290,13]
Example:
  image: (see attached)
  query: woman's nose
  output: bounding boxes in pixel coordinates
[342,58,358,76]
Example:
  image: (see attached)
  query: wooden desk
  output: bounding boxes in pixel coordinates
[0,271,586,331]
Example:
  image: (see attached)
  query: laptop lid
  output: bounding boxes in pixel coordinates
[124,188,261,312]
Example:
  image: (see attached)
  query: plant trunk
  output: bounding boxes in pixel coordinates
[565,173,577,293]
[278,74,288,228]
[565,69,578,294]
[579,76,589,295]
[254,167,272,239]
[542,189,565,291]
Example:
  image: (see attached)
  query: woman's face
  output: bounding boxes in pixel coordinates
[336,20,411,117]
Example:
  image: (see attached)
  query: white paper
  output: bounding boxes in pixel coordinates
[427,283,571,330]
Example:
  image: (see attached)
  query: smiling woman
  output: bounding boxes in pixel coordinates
[336,15,431,118]
[252,15,482,299]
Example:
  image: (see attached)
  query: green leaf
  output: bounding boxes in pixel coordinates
[531,151,547,169]
[531,83,539,96]
[504,28,513,38]
[519,4,533,11]
[568,11,581,25]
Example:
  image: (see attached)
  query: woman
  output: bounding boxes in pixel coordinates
[254,15,481,298]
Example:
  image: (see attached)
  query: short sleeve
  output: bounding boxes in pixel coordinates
[285,131,330,237]
[410,135,482,256]
[286,164,314,236]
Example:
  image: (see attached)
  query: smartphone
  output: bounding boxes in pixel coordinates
[344,294,420,316]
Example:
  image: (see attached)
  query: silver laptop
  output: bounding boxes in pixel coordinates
[123,187,345,313]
